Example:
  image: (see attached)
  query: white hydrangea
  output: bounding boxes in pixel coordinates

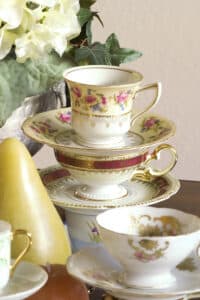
[0,0,81,62]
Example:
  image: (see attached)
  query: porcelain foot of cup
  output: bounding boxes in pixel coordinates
[74,184,128,201]
[118,271,176,289]
[74,134,125,148]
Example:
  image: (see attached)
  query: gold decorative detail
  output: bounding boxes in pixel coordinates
[39,166,180,209]
[128,239,169,262]
[176,257,197,272]
[131,214,182,237]
[72,108,131,118]
[132,144,178,182]
[74,189,128,201]
[10,230,32,276]
[139,239,158,250]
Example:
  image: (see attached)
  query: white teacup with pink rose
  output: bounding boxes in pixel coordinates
[63,65,161,148]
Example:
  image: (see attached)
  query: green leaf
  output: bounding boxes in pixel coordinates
[93,12,104,27]
[105,33,142,65]
[78,8,93,27]
[80,0,96,8]
[86,19,92,45]
[74,42,110,65]
[74,33,142,66]
[0,52,75,126]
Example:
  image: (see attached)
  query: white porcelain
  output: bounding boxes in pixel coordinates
[0,221,32,290]
[67,245,200,299]
[64,208,104,252]
[57,152,146,200]
[55,143,177,201]
[40,165,180,252]
[63,65,161,147]
[40,166,180,209]
[22,108,176,157]
[96,207,200,288]
[0,261,48,300]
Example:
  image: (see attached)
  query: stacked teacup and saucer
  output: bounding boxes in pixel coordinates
[22,65,200,299]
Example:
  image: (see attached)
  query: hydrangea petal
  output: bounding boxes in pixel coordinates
[0,0,26,29]
[31,0,58,7]
[44,9,81,39]
[0,29,17,59]
[15,25,52,62]
[51,34,67,56]
[59,0,80,14]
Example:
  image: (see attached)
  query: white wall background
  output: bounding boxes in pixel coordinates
[34,0,200,181]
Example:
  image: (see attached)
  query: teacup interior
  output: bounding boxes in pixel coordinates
[64,66,143,86]
[97,207,200,237]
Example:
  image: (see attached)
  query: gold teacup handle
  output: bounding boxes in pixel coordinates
[132,144,178,182]
[10,229,32,276]
[131,82,162,127]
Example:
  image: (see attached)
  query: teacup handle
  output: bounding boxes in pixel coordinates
[132,144,177,182]
[10,229,32,276]
[131,82,162,127]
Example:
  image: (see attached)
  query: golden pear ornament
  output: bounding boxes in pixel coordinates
[0,138,71,265]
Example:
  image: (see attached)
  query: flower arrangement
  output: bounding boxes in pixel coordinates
[0,0,81,62]
[0,0,142,127]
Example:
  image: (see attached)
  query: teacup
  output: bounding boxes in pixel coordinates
[63,65,161,147]
[54,144,177,201]
[0,220,32,289]
[96,206,200,289]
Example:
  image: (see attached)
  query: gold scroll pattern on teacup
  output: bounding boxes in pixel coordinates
[128,215,182,262]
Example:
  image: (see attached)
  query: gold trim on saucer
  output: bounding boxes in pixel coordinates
[39,166,180,210]
[22,108,176,156]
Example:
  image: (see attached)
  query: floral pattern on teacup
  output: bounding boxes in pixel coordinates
[87,221,102,243]
[128,239,170,262]
[131,215,182,237]
[70,86,134,114]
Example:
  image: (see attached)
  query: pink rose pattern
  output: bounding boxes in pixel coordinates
[71,87,81,97]
[30,121,57,137]
[59,112,71,123]
[70,86,133,112]
[116,91,129,103]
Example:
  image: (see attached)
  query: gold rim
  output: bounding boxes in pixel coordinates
[63,65,143,89]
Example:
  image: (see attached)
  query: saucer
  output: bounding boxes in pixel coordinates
[67,246,200,299]
[40,165,180,209]
[0,261,48,300]
[22,107,176,156]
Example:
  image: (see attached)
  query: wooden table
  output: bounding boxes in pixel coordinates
[89,179,200,300]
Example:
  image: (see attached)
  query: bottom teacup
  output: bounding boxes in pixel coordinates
[0,220,32,289]
[96,206,200,289]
